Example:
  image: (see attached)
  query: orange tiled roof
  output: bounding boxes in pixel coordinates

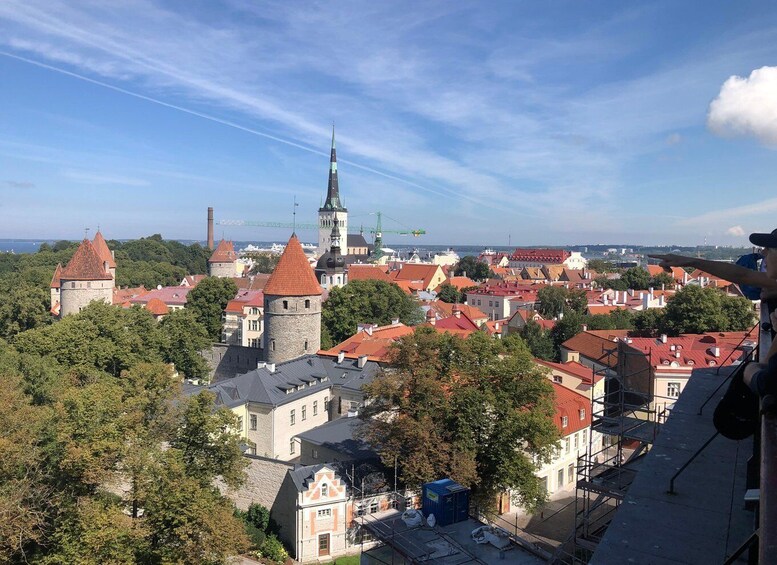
[348,264,392,282]
[319,323,414,362]
[233,274,270,291]
[439,276,477,291]
[392,263,441,288]
[552,383,591,436]
[92,231,116,268]
[431,301,488,322]
[50,263,62,289]
[536,358,600,385]
[60,240,113,281]
[113,285,147,306]
[209,239,238,263]
[263,235,323,296]
[561,329,631,367]
[145,298,170,316]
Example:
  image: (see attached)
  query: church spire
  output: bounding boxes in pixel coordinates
[321,125,346,212]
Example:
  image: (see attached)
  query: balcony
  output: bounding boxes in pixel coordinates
[588,304,774,564]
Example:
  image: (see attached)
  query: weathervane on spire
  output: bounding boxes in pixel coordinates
[292,196,299,235]
[84,227,90,240]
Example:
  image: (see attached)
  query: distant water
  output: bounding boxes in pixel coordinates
[0,240,57,254]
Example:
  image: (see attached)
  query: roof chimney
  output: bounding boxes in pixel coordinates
[581,324,587,332]
[452,304,461,318]
[337,351,346,363]
[660,334,667,343]
[207,207,214,250]
[711,346,720,358]
[266,362,275,373]
[357,354,368,368]
[426,309,435,325]
[257,362,266,369]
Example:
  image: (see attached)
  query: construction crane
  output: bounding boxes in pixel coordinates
[217,214,425,237]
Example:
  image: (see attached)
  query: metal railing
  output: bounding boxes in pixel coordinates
[758,302,776,564]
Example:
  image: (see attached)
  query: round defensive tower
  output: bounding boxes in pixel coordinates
[263,234,323,364]
[58,239,114,317]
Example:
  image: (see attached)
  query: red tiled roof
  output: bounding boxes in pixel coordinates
[263,235,323,296]
[181,275,208,287]
[130,286,192,307]
[391,264,442,289]
[553,383,591,436]
[209,239,237,263]
[145,298,170,316]
[225,290,264,314]
[561,329,631,367]
[50,263,62,289]
[348,264,392,282]
[624,335,744,369]
[536,359,599,385]
[319,323,414,362]
[430,301,488,322]
[92,231,116,268]
[113,285,147,306]
[510,249,571,263]
[60,240,113,281]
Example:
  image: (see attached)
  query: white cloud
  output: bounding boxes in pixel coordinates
[708,66,777,146]
[726,225,745,237]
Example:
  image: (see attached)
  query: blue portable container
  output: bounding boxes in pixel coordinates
[421,478,470,526]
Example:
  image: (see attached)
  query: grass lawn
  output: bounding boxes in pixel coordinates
[333,556,360,565]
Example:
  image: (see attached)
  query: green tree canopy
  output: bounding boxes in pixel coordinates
[436,282,464,304]
[518,320,555,360]
[186,277,239,340]
[322,280,424,344]
[453,256,492,281]
[660,285,756,335]
[621,267,652,290]
[536,286,587,319]
[359,328,559,512]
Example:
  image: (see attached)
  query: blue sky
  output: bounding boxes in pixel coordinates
[1,1,777,246]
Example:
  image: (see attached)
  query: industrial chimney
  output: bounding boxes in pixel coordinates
[207,207,214,250]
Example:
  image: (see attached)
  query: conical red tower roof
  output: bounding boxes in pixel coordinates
[60,240,113,281]
[92,231,116,268]
[50,263,62,289]
[209,239,237,263]
[264,235,322,296]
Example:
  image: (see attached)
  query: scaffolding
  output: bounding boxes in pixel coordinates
[571,342,667,562]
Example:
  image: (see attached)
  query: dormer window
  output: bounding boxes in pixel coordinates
[579,409,585,420]
[562,416,568,428]
[553,375,563,384]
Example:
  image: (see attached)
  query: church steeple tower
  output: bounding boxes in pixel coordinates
[318,126,348,256]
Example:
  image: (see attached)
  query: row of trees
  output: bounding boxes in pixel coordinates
[0,302,252,564]
[520,285,756,361]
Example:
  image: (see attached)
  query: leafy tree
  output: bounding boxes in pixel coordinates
[187,277,238,340]
[632,308,666,337]
[171,391,247,489]
[586,259,617,273]
[0,279,51,339]
[247,253,280,275]
[454,256,492,281]
[519,320,555,360]
[359,328,558,511]
[549,312,584,360]
[159,309,211,379]
[649,271,675,289]
[621,267,651,290]
[437,282,464,304]
[322,280,424,344]
[536,286,567,318]
[596,276,628,291]
[660,285,755,335]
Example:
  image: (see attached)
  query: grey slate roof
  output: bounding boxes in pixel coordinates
[288,463,331,492]
[203,354,382,409]
[347,234,371,249]
[295,416,376,461]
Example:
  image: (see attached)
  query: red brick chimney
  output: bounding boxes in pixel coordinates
[207,207,214,250]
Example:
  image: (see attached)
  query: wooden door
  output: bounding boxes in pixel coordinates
[318,533,330,557]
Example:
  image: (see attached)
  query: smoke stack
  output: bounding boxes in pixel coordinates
[207,207,214,250]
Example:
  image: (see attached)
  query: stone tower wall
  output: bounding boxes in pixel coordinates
[263,294,321,364]
[318,211,348,256]
[209,261,235,278]
[50,287,60,311]
[59,279,114,317]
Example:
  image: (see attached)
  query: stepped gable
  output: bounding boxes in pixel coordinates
[208,239,237,263]
[60,240,113,281]
[92,230,116,268]
[50,263,62,288]
[264,235,322,296]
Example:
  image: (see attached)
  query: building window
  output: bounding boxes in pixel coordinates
[553,375,563,384]
[557,469,564,488]
[582,429,587,445]
[250,414,257,431]
[667,382,681,398]
[290,439,295,454]
[271,340,275,351]
[305,299,310,309]
[290,410,295,426]
[321,483,328,497]
[283,300,288,310]
[561,416,568,428]
[317,508,331,518]
[313,449,318,459]
[568,463,574,484]
[324,396,329,411]
[236,416,243,431]
[302,405,307,421]
[304,340,309,351]
[579,409,585,420]
[565,438,571,453]
[313,401,318,416]
[574,433,579,451]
